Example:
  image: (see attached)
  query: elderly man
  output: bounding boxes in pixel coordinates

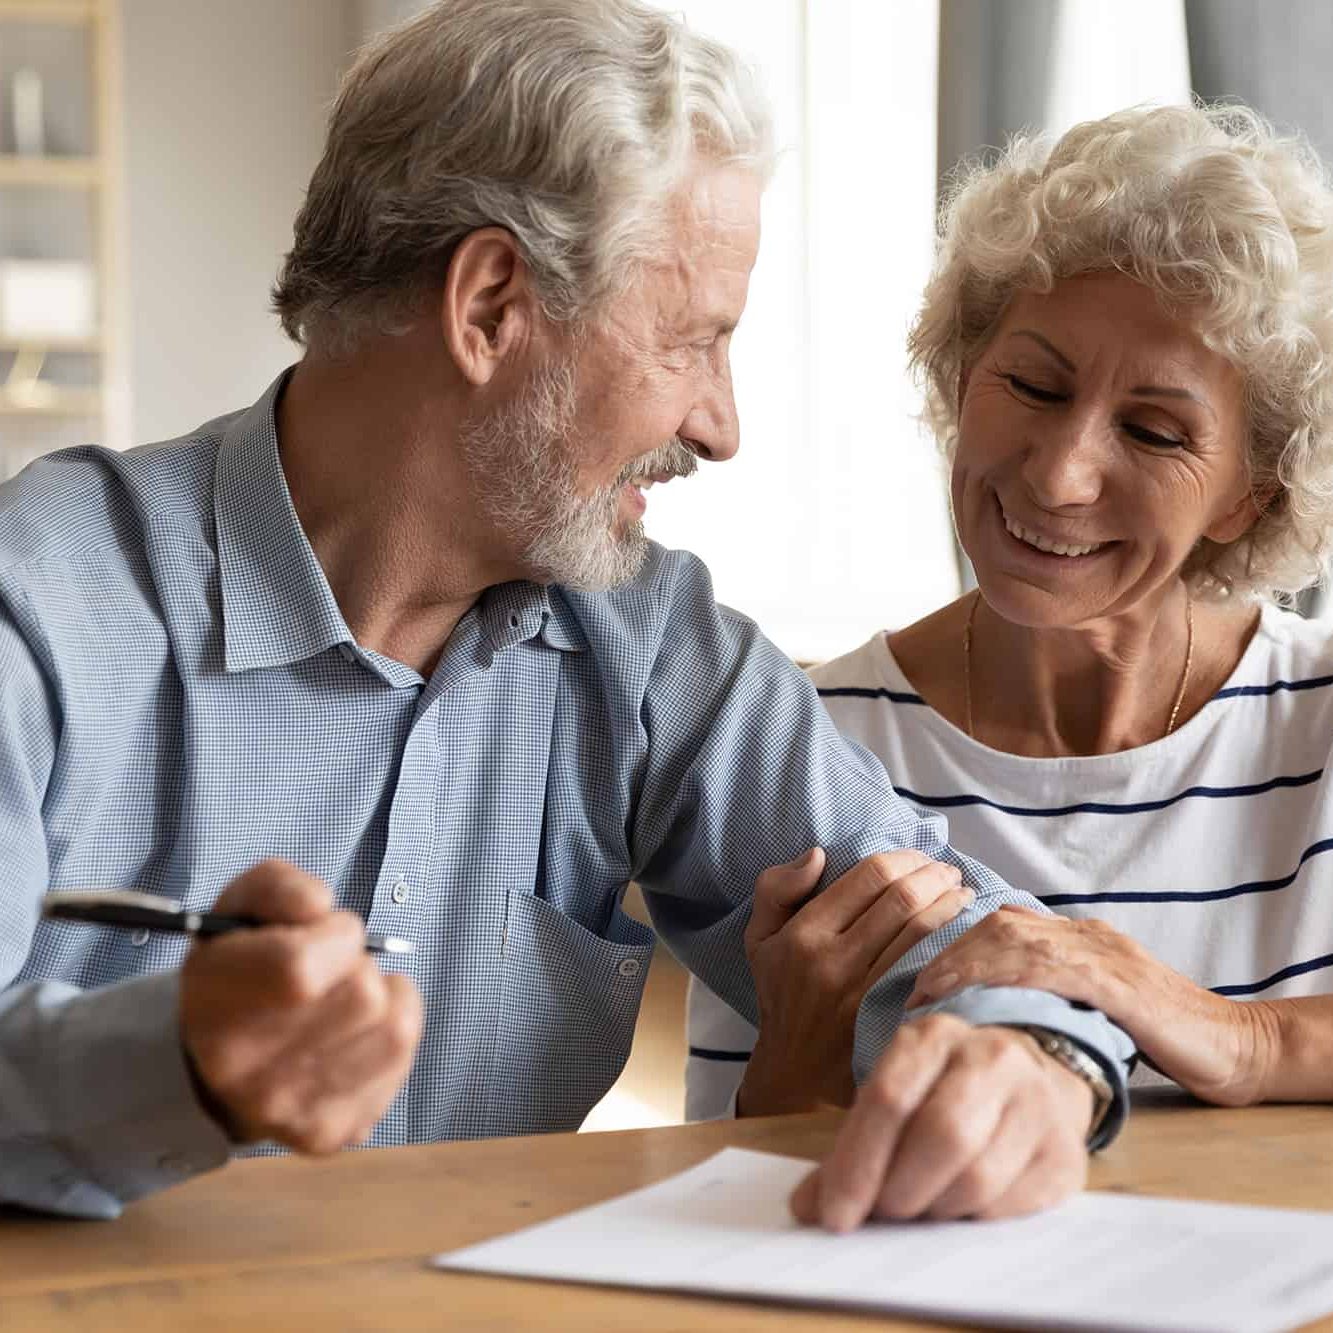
[0,0,1130,1227]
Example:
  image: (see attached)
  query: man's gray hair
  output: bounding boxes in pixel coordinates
[273,0,773,354]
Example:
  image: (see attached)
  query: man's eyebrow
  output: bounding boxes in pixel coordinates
[1008,329,1076,372]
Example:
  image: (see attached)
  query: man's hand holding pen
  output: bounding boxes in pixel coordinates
[179,860,424,1153]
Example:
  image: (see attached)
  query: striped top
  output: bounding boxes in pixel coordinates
[686,603,1333,1119]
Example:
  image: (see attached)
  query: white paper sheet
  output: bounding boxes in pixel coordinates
[434,1147,1333,1333]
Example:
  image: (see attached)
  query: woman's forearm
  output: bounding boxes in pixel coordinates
[1246,997,1333,1103]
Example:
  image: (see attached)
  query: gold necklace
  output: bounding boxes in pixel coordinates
[962,587,1195,742]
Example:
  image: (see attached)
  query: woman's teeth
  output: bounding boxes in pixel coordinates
[1003,513,1104,558]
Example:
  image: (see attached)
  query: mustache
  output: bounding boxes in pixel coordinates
[617,437,699,488]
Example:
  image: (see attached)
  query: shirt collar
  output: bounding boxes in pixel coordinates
[214,371,355,673]
[214,372,587,673]
[477,580,587,655]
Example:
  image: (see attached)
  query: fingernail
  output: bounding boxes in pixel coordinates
[824,1199,860,1234]
[798,847,819,868]
[961,888,976,906]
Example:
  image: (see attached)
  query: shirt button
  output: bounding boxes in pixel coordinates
[130,928,151,947]
[617,957,641,979]
[391,879,409,906]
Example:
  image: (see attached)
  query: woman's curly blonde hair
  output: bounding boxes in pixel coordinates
[909,102,1333,602]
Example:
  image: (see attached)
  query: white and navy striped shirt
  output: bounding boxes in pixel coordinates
[687,606,1333,1119]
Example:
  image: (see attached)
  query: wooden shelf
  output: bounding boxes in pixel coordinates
[0,155,101,188]
[0,0,118,449]
[0,1,96,21]
[0,387,101,416]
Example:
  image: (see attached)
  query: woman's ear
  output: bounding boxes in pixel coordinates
[439,227,537,386]
[1205,485,1267,547]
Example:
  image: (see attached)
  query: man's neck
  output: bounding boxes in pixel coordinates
[276,337,523,675]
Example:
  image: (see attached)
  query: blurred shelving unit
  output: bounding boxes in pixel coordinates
[0,0,121,478]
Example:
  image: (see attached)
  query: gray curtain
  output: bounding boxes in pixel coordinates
[1188,0,1333,612]
[938,0,1059,187]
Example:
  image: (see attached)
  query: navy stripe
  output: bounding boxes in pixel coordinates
[688,1045,753,1063]
[821,674,1333,708]
[1212,673,1333,700]
[1212,952,1333,997]
[1042,837,1333,906]
[818,685,926,705]
[895,769,1323,819]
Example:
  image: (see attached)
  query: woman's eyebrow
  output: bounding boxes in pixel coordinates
[1008,328,1077,372]
[1130,383,1216,420]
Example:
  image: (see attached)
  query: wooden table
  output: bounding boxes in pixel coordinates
[3,1100,1332,1332]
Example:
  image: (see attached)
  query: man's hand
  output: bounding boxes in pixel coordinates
[906,905,1272,1106]
[737,848,973,1114]
[790,1014,1092,1228]
[180,860,424,1153]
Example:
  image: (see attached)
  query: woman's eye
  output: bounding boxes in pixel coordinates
[1124,423,1184,449]
[1005,375,1063,403]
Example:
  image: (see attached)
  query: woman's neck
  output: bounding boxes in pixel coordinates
[890,586,1260,758]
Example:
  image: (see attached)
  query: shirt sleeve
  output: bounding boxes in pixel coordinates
[0,598,230,1218]
[630,554,1133,1145]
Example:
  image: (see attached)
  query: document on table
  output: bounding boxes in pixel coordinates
[434,1147,1333,1333]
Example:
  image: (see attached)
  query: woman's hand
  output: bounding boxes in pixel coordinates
[905,906,1274,1106]
[736,847,974,1115]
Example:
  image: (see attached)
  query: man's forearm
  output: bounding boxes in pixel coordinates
[0,971,231,1218]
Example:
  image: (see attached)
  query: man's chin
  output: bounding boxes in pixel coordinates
[526,525,649,592]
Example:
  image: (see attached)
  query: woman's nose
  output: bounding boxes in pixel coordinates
[1020,412,1107,509]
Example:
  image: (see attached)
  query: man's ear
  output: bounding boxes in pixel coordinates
[440,227,537,386]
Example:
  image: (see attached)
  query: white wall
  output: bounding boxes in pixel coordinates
[117,0,351,445]
[645,1,959,660]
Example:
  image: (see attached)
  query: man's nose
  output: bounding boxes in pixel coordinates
[679,375,740,463]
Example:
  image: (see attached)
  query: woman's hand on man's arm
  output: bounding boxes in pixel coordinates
[904,905,1300,1106]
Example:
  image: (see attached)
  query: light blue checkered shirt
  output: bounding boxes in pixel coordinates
[0,374,1132,1219]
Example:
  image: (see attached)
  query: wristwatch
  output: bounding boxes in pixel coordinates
[1012,1025,1115,1145]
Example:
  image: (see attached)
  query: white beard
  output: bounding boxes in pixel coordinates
[460,358,696,592]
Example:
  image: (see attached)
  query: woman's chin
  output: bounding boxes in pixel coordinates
[972,574,1109,630]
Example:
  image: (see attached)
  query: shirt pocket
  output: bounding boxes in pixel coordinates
[485,888,655,1135]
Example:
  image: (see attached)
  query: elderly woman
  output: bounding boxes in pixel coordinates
[690,102,1333,1120]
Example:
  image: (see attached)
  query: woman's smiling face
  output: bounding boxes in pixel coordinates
[952,271,1258,627]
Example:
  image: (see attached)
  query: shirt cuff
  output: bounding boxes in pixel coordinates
[0,970,231,1218]
[903,985,1134,1151]
[853,981,1135,1157]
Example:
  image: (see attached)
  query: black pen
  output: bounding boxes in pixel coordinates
[41,890,415,956]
